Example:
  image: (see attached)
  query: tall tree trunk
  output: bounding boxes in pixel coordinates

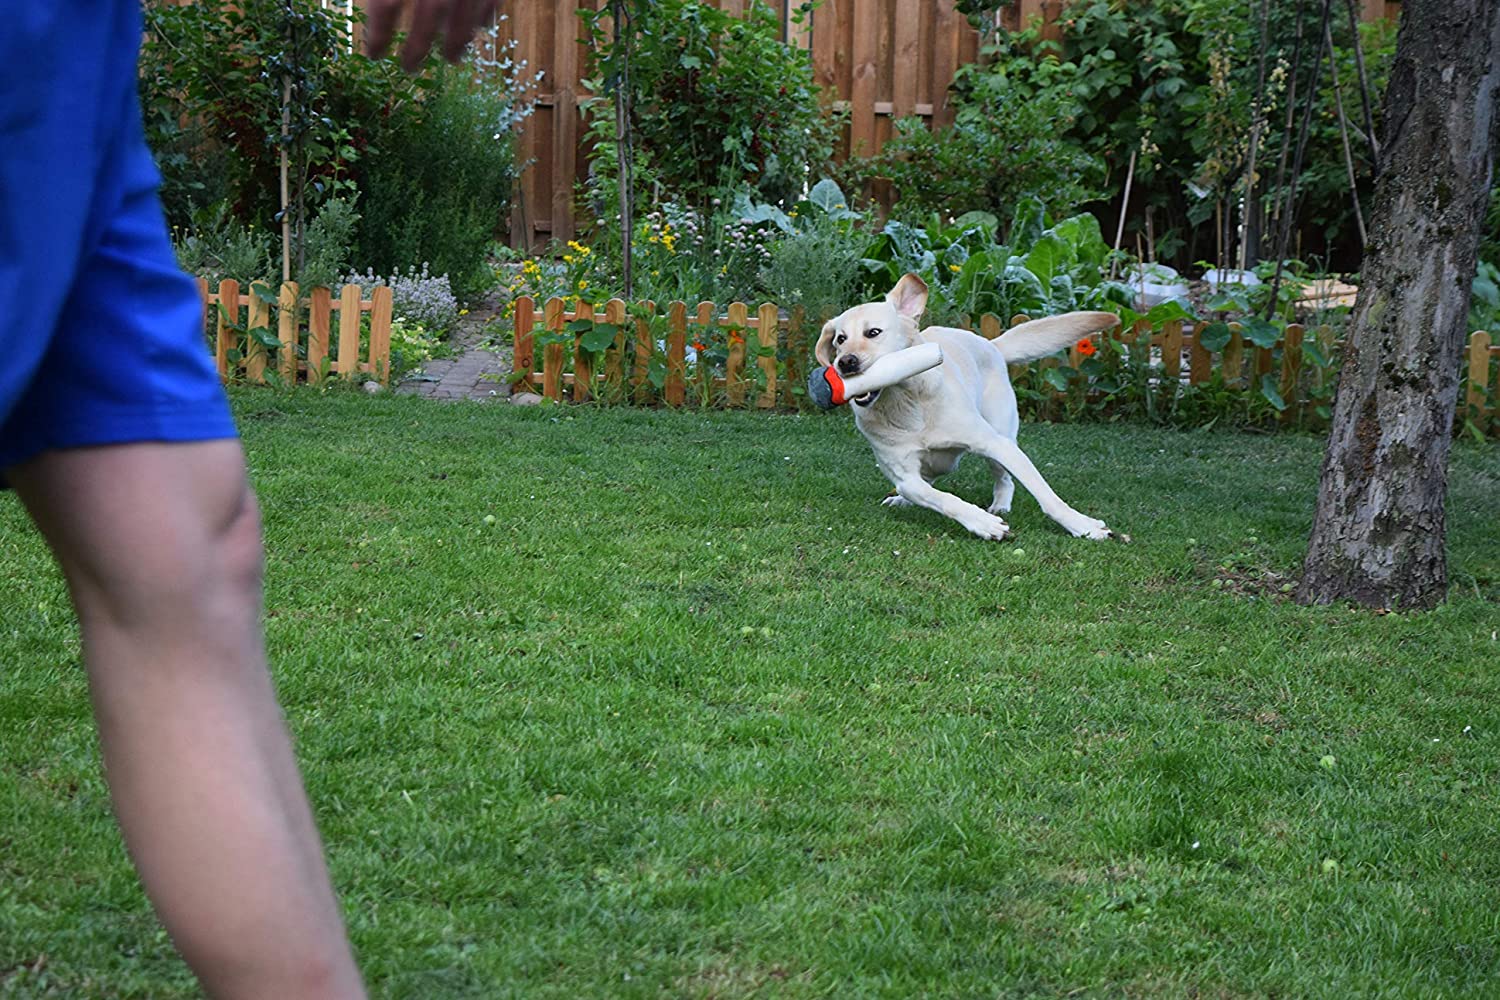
[1297,0,1500,610]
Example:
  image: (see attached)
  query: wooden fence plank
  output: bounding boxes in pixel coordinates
[604,298,628,400]
[215,279,239,378]
[930,0,960,130]
[550,0,580,245]
[1254,344,1275,385]
[1223,323,1244,387]
[1189,322,1211,384]
[246,285,270,383]
[369,285,393,385]
[308,286,331,383]
[1467,330,1492,428]
[757,302,780,408]
[573,300,594,402]
[543,297,565,401]
[633,301,654,403]
[337,283,361,377]
[1161,319,1183,380]
[1280,323,1304,424]
[278,282,299,382]
[666,301,687,407]
[849,0,879,156]
[726,301,749,406]
[695,301,715,404]
[513,295,536,385]
[892,0,919,120]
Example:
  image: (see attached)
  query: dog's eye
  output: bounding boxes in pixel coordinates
[834,334,846,346]
[865,327,882,338]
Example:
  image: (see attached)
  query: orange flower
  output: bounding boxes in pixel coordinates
[692,341,707,352]
[1076,338,1097,357]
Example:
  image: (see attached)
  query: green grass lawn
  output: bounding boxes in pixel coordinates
[3,391,1499,998]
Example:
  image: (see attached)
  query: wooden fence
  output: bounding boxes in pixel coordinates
[511,295,1500,436]
[196,279,394,385]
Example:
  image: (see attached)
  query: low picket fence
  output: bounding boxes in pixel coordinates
[196,279,395,385]
[510,295,1500,436]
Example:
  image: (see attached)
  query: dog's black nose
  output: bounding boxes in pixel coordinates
[836,354,861,376]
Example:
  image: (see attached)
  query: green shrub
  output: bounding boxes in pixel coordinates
[296,197,361,290]
[356,57,525,304]
[172,204,274,285]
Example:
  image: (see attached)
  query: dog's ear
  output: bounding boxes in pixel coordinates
[886,273,929,320]
[814,319,838,366]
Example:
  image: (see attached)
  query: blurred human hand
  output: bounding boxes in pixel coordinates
[364,0,499,73]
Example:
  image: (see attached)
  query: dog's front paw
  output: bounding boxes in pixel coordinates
[882,494,914,508]
[965,511,1013,541]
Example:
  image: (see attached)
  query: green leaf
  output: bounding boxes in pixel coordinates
[1042,367,1070,392]
[1199,321,1232,352]
[580,323,618,354]
[1144,300,1193,326]
[647,357,668,389]
[251,326,282,349]
[1259,374,1287,411]
[1022,234,1069,289]
[951,210,999,237]
[1243,317,1281,349]
[808,179,848,215]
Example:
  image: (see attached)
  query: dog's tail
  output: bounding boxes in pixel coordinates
[991,312,1119,363]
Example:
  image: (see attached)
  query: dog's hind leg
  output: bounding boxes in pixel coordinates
[987,462,1015,515]
[972,435,1115,540]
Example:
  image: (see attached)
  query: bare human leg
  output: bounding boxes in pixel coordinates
[6,439,364,1000]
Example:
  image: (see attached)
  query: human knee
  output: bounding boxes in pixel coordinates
[74,484,264,632]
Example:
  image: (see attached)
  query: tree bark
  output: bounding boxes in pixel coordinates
[1297,0,1500,610]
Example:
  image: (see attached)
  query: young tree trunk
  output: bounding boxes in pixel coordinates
[1297,0,1500,610]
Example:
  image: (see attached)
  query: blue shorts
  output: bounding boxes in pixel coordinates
[0,2,237,484]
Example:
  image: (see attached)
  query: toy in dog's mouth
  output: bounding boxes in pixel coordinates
[852,389,880,407]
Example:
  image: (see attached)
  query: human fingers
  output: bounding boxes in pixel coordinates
[442,0,497,63]
[401,0,452,73]
[364,0,402,59]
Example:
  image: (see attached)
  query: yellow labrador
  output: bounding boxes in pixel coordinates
[816,273,1122,542]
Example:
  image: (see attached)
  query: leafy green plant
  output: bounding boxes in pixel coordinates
[859,204,1131,326]
[759,181,873,321]
[173,204,275,285]
[295,197,360,291]
[843,38,1100,226]
[578,0,838,213]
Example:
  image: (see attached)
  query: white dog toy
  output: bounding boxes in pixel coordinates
[807,342,943,409]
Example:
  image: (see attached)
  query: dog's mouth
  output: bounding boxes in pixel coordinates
[852,389,880,407]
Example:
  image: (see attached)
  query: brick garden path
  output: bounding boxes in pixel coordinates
[394,291,519,402]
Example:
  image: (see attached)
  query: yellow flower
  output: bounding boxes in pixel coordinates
[459,308,469,315]
[563,254,575,264]
[578,280,588,290]
[949,264,961,273]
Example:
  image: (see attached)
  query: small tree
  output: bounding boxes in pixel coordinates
[1296,0,1500,609]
